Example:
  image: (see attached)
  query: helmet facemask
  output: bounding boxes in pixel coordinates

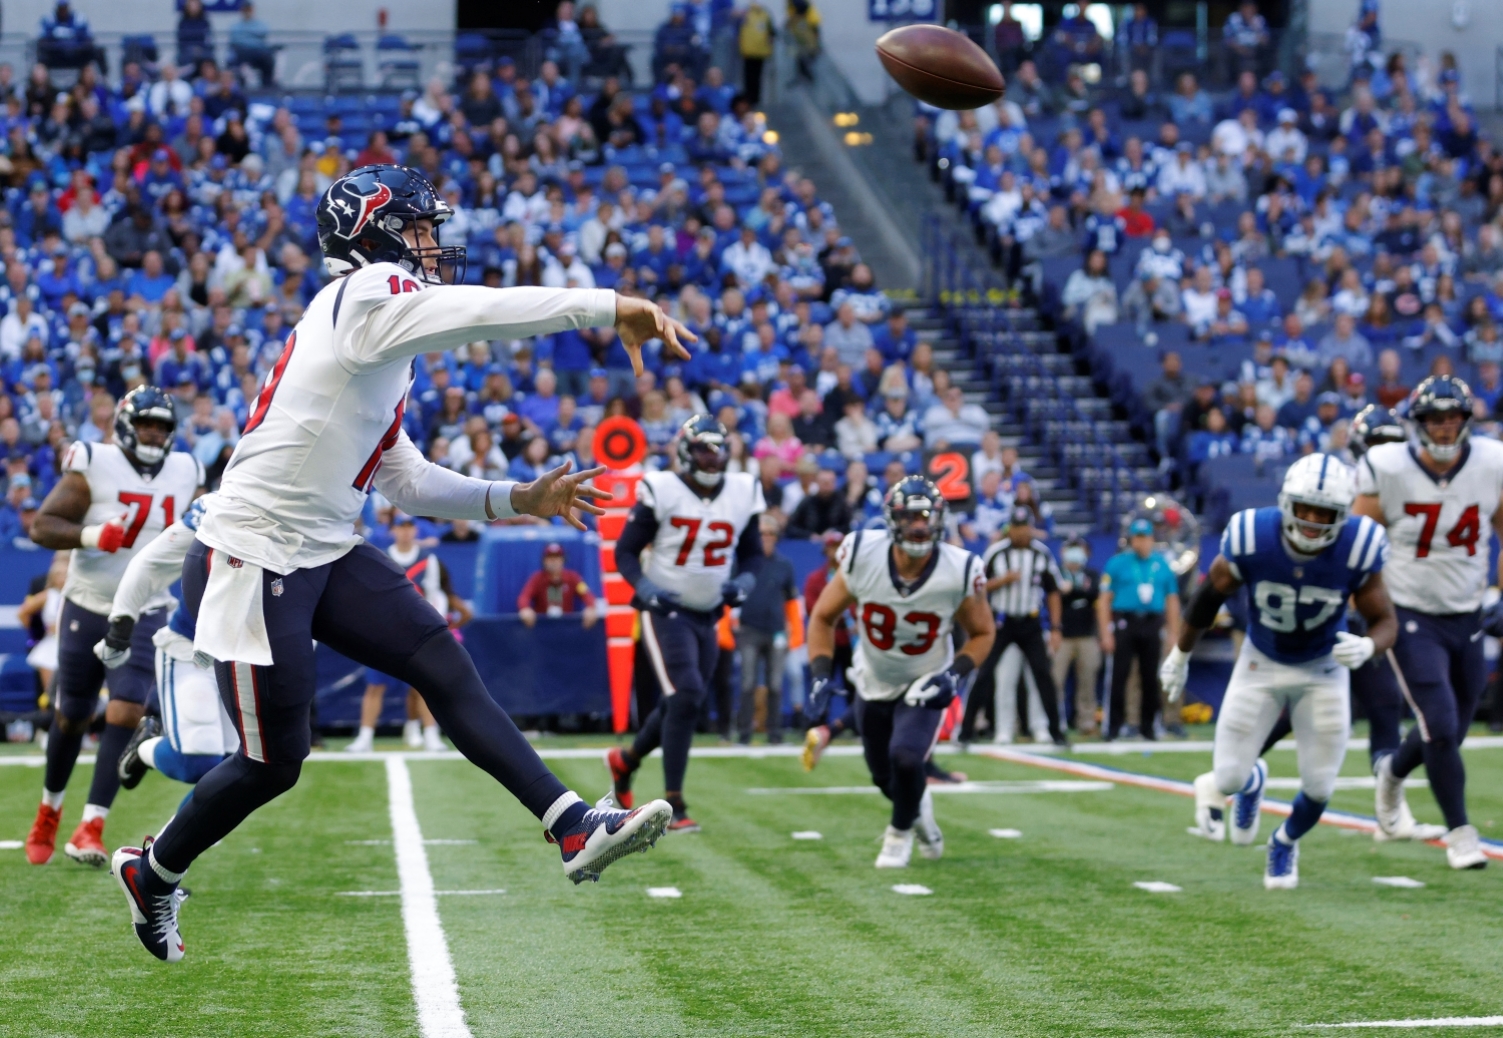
[1416,409,1468,465]
[686,440,727,487]
[892,505,938,557]
[383,210,466,286]
[1278,496,1345,554]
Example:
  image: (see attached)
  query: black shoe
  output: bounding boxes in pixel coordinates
[118,715,162,790]
[767,730,783,745]
[736,733,751,746]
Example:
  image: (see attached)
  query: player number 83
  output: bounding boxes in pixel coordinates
[1253,581,1344,633]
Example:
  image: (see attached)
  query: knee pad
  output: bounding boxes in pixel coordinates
[55,693,97,730]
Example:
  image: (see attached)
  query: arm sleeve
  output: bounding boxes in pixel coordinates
[734,513,763,573]
[371,430,518,521]
[339,269,618,373]
[613,503,659,587]
[109,519,195,619]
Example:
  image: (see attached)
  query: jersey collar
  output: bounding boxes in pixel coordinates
[888,542,940,597]
[1409,442,1470,485]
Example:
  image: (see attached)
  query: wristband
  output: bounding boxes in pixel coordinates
[950,655,976,679]
[810,655,833,680]
[79,524,102,549]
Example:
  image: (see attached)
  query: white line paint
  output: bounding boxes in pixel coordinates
[989,829,1023,839]
[1133,881,1182,893]
[1371,876,1426,889]
[0,839,23,849]
[437,890,505,897]
[791,831,823,840]
[1264,777,1428,791]
[340,890,505,898]
[891,884,933,896]
[745,780,1113,795]
[1303,1017,1503,1029]
[647,887,682,898]
[386,756,472,1038]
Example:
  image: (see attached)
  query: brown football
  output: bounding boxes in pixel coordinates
[875,24,1004,110]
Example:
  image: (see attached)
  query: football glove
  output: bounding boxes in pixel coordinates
[904,668,960,711]
[80,518,127,553]
[720,572,757,607]
[1482,599,1503,639]
[1158,645,1190,704]
[807,655,839,722]
[1332,631,1375,670]
[92,614,135,670]
[633,577,681,612]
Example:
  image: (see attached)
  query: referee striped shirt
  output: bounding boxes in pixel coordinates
[981,538,1065,617]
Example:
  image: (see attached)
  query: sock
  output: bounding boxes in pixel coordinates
[81,803,109,824]
[150,754,302,875]
[43,715,85,796]
[543,792,586,839]
[423,724,439,739]
[138,736,161,770]
[355,725,374,742]
[1277,792,1326,843]
[42,788,64,810]
[398,635,570,820]
[86,722,135,810]
[142,844,184,895]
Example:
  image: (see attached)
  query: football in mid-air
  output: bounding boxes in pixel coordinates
[875,24,1004,110]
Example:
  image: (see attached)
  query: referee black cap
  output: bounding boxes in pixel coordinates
[1008,506,1033,527]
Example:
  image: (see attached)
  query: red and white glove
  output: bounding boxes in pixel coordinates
[80,518,127,553]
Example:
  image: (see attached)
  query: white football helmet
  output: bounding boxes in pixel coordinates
[1277,453,1355,554]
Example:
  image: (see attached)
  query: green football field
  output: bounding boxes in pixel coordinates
[4,732,1503,1038]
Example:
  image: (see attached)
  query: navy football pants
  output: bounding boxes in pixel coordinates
[855,696,945,831]
[630,607,719,795]
[149,540,570,875]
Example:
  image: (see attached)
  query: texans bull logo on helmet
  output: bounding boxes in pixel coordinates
[324,180,394,240]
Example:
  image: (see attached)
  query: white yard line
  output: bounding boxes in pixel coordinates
[386,756,472,1038]
[1302,1017,1503,1029]
[745,780,1114,795]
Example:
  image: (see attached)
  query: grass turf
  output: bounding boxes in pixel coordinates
[2,736,1502,1037]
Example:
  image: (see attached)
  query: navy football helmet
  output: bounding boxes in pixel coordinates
[1408,375,1473,464]
[675,414,729,488]
[1348,404,1406,457]
[883,476,946,558]
[115,385,177,467]
[316,165,465,285]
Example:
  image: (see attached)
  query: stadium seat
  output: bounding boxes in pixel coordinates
[324,34,363,93]
[377,35,422,91]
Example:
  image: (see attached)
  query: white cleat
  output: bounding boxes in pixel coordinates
[1230,759,1267,846]
[345,734,373,754]
[1373,753,1405,839]
[914,789,944,860]
[1374,795,1449,843]
[403,720,423,749]
[1263,836,1299,890]
[875,825,914,869]
[1193,771,1226,842]
[1443,824,1488,870]
[422,727,445,753]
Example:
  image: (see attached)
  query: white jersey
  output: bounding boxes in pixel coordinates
[197,262,618,572]
[60,441,203,616]
[637,471,764,612]
[838,529,985,702]
[1356,438,1503,613]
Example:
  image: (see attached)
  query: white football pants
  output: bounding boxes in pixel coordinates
[157,648,240,757]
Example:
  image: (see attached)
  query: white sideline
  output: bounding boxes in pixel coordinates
[1303,1017,1503,1029]
[386,756,472,1038]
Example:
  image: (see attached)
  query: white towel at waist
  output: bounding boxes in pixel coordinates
[191,548,274,667]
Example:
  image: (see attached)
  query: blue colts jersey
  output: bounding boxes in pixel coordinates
[1220,507,1388,664]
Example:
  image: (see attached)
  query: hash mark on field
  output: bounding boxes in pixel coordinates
[1371,876,1426,889]
[989,829,1023,839]
[0,840,23,849]
[647,887,682,898]
[891,884,933,896]
[1133,881,1182,893]
[791,831,823,840]
[1302,1016,1503,1028]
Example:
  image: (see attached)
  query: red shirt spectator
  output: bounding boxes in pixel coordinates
[518,543,598,627]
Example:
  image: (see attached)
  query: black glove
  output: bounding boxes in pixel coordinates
[720,571,757,607]
[1483,599,1503,639]
[92,614,136,670]
[634,577,681,612]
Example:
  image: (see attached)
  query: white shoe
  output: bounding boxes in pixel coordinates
[1375,794,1450,843]
[1263,835,1299,890]
[991,732,1014,745]
[402,720,423,749]
[1444,824,1488,870]
[914,789,944,860]
[875,826,914,869]
[1193,771,1226,842]
[1373,753,1405,838]
[345,734,373,753]
[1230,759,1267,846]
[422,727,444,752]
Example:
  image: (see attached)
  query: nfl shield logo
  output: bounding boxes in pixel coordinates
[271,578,284,598]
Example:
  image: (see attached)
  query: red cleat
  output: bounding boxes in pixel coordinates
[666,813,701,834]
[65,817,109,868]
[604,748,635,809]
[25,803,61,865]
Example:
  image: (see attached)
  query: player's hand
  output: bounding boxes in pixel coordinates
[92,614,135,670]
[1482,599,1503,638]
[807,674,837,722]
[507,461,611,532]
[1049,629,1062,654]
[1332,631,1375,670]
[904,668,959,710]
[614,294,696,375]
[634,577,681,613]
[81,517,128,553]
[1158,645,1190,704]
[720,572,757,607]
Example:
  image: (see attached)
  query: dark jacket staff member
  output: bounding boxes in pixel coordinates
[1097,518,1181,741]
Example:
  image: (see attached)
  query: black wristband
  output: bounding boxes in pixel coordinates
[950,655,976,679]
[810,655,834,680]
[104,614,135,650]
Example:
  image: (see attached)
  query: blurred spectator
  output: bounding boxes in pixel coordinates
[994,2,1028,75]
[923,385,991,450]
[873,386,922,452]
[229,2,276,86]
[177,0,214,70]
[786,466,851,540]
[517,543,597,628]
[737,2,774,107]
[1222,0,1271,76]
[1060,250,1118,334]
[736,514,799,744]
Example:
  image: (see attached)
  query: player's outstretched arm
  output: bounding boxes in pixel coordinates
[1351,571,1398,656]
[1161,555,1240,703]
[108,518,197,623]
[509,460,611,532]
[31,472,94,550]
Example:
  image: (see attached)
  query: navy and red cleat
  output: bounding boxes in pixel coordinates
[546,799,671,884]
[666,812,701,834]
[604,747,635,810]
[111,839,184,963]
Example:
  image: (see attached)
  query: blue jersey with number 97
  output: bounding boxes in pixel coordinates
[1219,507,1388,664]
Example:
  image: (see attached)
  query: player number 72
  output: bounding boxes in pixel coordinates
[1253,581,1343,634]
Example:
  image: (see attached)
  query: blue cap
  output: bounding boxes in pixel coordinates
[485,362,505,375]
[226,324,244,338]
[392,512,416,526]
[1317,390,1342,406]
[589,366,608,379]
[1128,517,1154,537]
[19,496,38,510]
